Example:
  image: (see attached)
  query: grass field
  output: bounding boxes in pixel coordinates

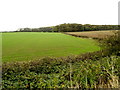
[65,30,117,39]
[2,32,100,62]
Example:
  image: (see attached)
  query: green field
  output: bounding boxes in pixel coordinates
[2,32,100,62]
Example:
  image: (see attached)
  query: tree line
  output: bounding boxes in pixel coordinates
[18,23,120,32]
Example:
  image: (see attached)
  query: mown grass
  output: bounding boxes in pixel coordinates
[2,32,100,62]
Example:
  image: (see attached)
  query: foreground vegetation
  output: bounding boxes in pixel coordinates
[2,30,120,88]
[2,32,100,62]
[2,52,120,88]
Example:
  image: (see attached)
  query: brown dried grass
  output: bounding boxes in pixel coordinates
[65,30,118,39]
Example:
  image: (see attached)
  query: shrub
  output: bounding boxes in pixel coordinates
[2,54,120,88]
[99,30,120,55]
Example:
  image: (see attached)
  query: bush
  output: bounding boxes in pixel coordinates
[99,30,120,55]
[2,54,120,88]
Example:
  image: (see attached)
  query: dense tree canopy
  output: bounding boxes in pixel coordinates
[18,23,120,32]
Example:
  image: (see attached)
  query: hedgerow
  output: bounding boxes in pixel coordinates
[2,53,120,88]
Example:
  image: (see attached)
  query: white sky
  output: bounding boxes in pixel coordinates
[0,0,119,31]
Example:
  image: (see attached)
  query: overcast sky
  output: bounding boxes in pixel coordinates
[0,0,119,31]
